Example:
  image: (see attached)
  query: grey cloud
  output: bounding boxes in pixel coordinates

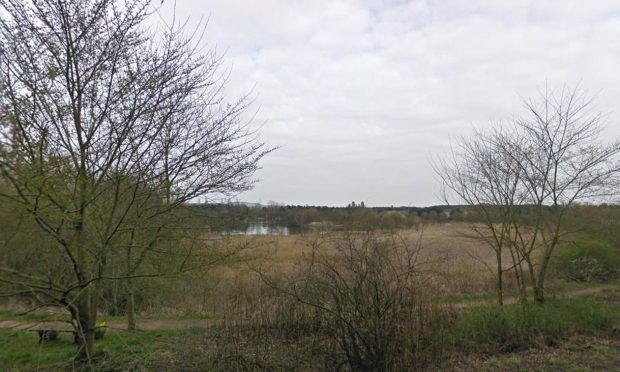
[159,0,620,206]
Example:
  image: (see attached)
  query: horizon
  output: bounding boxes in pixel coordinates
[193,200,620,209]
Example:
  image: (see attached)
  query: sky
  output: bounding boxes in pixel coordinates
[157,0,620,207]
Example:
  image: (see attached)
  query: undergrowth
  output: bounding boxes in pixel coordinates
[1,291,619,370]
[446,297,618,354]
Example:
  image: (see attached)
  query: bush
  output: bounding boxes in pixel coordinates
[264,231,448,371]
[555,240,620,282]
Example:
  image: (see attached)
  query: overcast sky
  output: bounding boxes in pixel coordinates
[158,0,620,207]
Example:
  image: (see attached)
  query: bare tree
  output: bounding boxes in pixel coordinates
[0,0,271,361]
[504,87,620,302]
[436,128,529,305]
[438,86,620,304]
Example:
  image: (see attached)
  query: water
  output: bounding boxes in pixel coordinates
[230,221,290,236]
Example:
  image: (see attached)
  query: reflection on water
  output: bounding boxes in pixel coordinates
[231,222,290,236]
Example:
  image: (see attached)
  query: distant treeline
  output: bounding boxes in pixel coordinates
[189,203,452,231]
[189,202,620,233]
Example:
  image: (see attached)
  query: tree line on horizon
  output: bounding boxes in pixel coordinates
[190,202,620,233]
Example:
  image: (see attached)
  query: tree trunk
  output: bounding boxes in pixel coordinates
[76,309,95,361]
[534,260,549,303]
[534,235,559,304]
[516,264,528,303]
[523,255,538,301]
[496,251,503,306]
[75,266,95,361]
[75,220,96,361]
[533,285,545,303]
[508,243,528,303]
[127,277,136,332]
[126,234,137,333]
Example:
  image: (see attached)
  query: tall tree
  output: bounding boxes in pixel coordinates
[438,86,620,304]
[503,87,620,302]
[0,0,270,360]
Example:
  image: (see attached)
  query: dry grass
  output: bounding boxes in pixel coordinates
[124,223,540,320]
[185,223,516,319]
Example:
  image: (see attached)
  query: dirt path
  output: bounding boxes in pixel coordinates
[452,284,620,308]
[0,320,72,331]
[107,319,216,331]
[0,318,218,332]
[2,285,619,332]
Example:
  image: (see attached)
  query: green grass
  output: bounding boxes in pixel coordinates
[0,329,77,370]
[555,239,620,282]
[0,327,207,371]
[433,281,618,305]
[446,296,619,353]
[444,336,620,371]
[0,309,69,323]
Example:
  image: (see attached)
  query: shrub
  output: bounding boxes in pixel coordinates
[555,240,620,282]
[263,231,448,371]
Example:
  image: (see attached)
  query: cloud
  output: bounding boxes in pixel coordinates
[158,0,620,206]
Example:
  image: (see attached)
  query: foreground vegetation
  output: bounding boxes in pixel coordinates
[2,200,620,370]
[1,288,619,371]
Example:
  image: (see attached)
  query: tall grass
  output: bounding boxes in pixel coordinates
[447,297,618,353]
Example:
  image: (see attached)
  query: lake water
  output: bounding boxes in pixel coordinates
[230,222,290,236]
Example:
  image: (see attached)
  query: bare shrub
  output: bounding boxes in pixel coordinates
[259,231,449,371]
